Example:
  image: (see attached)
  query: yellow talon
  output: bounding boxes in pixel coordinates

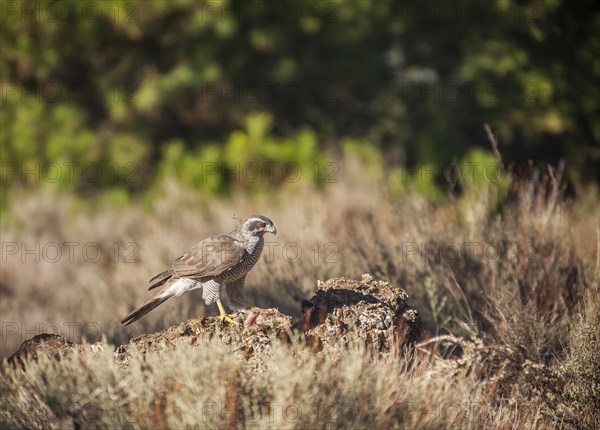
[216,313,239,324]
[216,300,240,325]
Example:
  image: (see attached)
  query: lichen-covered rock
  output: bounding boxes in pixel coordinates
[7,334,76,368]
[8,275,423,366]
[299,274,423,353]
[115,307,293,364]
[7,334,106,369]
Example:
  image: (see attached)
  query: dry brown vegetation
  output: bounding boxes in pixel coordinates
[1,158,599,429]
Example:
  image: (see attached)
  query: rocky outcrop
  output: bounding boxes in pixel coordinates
[300,274,422,353]
[115,307,293,364]
[7,334,77,368]
[7,333,105,369]
[8,275,423,366]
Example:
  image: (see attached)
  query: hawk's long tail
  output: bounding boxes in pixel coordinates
[122,278,198,325]
[121,295,170,326]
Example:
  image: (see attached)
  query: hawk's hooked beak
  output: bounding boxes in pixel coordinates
[269,225,277,235]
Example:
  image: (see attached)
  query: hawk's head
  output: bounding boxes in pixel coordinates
[243,215,277,236]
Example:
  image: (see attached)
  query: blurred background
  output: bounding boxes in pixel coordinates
[1,0,599,356]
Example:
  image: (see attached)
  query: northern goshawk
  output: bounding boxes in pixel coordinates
[121,215,276,325]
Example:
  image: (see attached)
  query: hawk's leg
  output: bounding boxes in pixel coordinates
[216,299,239,324]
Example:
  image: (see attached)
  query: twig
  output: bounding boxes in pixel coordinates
[596,225,600,279]
[416,334,462,349]
[483,123,503,167]
[449,271,475,327]
[547,164,555,183]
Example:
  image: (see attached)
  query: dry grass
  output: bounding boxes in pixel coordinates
[0,337,485,429]
[1,158,599,429]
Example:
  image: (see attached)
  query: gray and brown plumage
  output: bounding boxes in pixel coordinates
[121,215,277,325]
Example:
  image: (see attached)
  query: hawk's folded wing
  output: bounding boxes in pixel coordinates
[148,235,246,290]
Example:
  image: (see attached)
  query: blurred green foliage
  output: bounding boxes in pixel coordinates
[1,0,598,203]
[155,112,327,194]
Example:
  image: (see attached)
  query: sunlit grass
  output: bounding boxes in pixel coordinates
[1,159,598,429]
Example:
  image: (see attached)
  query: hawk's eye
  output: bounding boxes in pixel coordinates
[259,222,267,228]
